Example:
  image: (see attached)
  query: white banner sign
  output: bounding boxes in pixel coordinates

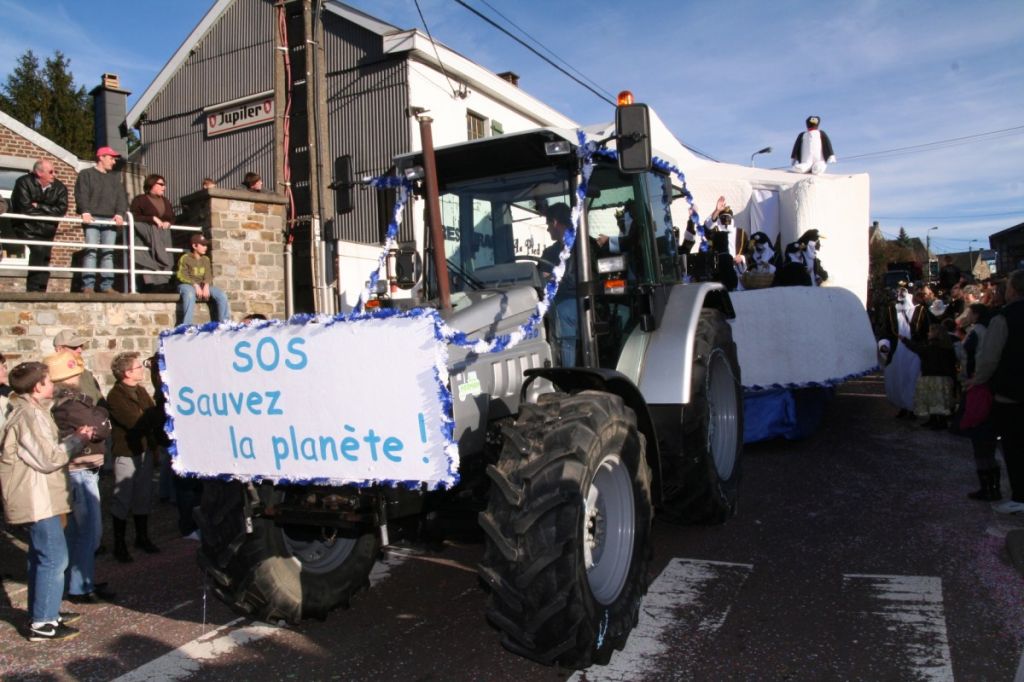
[205,95,274,137]
[159,312,458,488]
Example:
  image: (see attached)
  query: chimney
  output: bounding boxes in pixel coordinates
[497,71,520,87]
[90,73,131,155]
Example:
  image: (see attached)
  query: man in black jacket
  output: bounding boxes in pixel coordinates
[11,159,68,292]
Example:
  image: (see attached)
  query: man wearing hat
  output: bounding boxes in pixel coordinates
[175,233,230,325]
[44,351,115,605]
[53,330,103,407]
[790,116,836,175]
[74,147,128,293]
[703,196,748,290]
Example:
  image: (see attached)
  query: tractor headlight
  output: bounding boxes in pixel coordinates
[597,255,627,274]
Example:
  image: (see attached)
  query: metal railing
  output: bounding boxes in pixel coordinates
[0,212,201,293]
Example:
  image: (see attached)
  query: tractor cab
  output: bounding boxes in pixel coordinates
[397,114,683,373]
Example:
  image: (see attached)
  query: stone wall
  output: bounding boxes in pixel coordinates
[0,295,189,396]
[0,189,288,392]
[190,188,288,320]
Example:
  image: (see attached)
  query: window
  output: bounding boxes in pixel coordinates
[0,166,29,265]
[0,167,27,198]
[467,111,487,141]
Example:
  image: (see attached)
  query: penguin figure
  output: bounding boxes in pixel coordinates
[749,231,776,274]
[791,116,836,174]
[794,229,828,286]
[774,242,813,286]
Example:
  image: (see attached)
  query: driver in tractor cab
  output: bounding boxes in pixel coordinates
[540,202,582,367]
[539,202,622,367]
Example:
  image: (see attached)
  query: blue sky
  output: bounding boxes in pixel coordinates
[1,0,1021,255]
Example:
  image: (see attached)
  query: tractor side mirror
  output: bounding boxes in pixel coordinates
[333,155,354,215]
[616,104,652,174]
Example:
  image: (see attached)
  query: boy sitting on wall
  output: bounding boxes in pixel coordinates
[176,234,230,326]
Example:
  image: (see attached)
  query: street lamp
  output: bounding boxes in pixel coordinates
[750,146,772,167]
[926,226,938,283]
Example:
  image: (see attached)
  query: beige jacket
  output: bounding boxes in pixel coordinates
[0,393,86,525]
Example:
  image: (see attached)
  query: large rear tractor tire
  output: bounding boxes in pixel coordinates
[196,482,379,623]
[478,390,653,669]
[661,308,743,524]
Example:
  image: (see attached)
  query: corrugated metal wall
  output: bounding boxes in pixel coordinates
[136,0,410,245]
[137,0,276,208]
[321,11,412,244]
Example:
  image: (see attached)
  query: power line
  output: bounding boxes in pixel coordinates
[414,0,462,99]
[452,1,719,161]
[874,210,1024,220]
[877,229,989,243]
[452,0,615,106]
[474,0,615,102]
[840,125,1024,162]
[773,123,1024,170]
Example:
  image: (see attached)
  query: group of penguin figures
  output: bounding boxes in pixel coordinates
[685,206,828,292]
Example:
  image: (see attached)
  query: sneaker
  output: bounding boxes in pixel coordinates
[80,287,94,294]
[183,530,201,541]
[993,500,1024,515]
[28,622,80,642]
[59,611,82,625]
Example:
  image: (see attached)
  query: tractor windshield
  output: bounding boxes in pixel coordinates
[437,166,573,294]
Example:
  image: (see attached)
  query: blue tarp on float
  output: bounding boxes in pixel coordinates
[743,386,835,443]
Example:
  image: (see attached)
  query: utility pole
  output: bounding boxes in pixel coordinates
[278,0,321,313]
[273,0,293,317]
[303,0,335,314]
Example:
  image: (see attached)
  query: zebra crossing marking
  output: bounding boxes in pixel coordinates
[569,558,754,681]
[842,573,954,682]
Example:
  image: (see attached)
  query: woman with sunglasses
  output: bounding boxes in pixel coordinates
[129,174,175,291]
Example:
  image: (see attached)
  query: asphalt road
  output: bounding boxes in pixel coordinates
[2,374,1022,681]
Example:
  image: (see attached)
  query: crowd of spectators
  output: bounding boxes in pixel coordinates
[0,324,245,641]
[0,149,255,326]
[877,266,1023,515]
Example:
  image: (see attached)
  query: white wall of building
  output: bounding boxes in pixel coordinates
[336,54,579,312]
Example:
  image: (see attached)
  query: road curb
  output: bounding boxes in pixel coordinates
[1007,529,1024,576]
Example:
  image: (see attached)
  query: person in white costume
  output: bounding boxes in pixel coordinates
[884,287,923,417]
[790,116,836,175]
